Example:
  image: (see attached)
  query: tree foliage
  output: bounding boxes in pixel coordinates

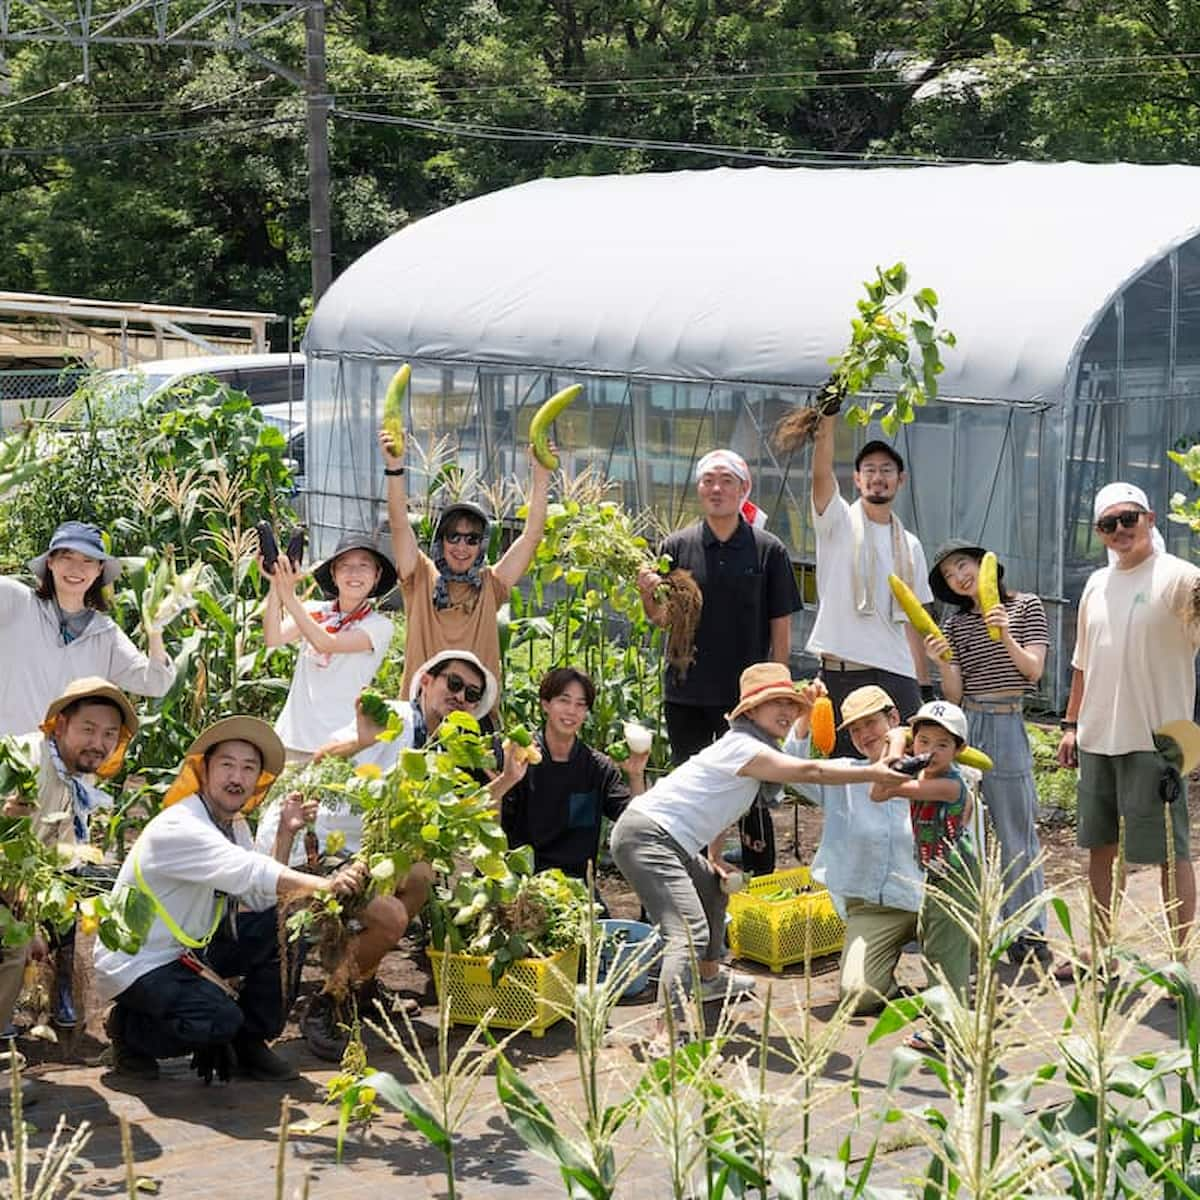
[0,1,1197,320]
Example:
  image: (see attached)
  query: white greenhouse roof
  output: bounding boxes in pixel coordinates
[306,162,1200,404]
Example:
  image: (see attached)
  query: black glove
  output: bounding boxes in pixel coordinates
[190,1043,234,1085]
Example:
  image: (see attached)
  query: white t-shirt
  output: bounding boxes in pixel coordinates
[274,610,393,754]
[806,492,932,677]
[626,731,764,855]
[254,700,417,866]
[1074,552,1200,755]
[93,794,284,1002]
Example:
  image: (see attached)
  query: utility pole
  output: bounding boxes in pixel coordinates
[305,0,333,303]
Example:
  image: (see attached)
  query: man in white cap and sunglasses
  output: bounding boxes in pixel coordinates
[637,448,801,875]
[1057,482,1200,974]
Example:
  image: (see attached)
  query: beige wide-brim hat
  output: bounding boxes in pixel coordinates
[836,684,897,730]
[410,649,499,719]
[186,716,285,778]
[1156,720,1200,776]
[725,662,804,722]
[42,676,138,736]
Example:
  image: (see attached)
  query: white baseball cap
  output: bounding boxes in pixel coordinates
[911,700,968,745]
[1093,481,1150,522]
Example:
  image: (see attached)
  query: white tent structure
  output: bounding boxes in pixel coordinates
[304,162,1200,705]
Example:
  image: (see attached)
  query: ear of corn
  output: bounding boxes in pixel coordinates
[529,384,583,470]
[977,551,1001,640]
[382,363,411,454]
[888,574,952,661]
[142,555,209,630]
[810,696,837,756]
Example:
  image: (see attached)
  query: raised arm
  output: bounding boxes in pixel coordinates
[741,747,906,788]
[380,430,420,583]
[812,412,839,517]
[270,556,374,657]
[493,448,552,591]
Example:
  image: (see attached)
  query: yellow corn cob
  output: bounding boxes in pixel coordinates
[888,574,952,661]
[977,551,1001,640]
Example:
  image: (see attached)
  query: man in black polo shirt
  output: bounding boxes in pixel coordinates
[637,448,802,873]
[497,667,648,889]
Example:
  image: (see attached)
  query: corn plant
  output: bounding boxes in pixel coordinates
[2,1052,92,1199]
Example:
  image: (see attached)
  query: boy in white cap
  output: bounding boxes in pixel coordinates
[870,700,977,1038]
[636,448,801,874]
[1056,481,1200,974]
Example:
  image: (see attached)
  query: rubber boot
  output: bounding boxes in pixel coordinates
[51,942,76,1029]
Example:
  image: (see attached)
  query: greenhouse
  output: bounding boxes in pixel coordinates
[303,161,1200,707]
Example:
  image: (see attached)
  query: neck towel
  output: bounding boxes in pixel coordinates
[848,499,914,620]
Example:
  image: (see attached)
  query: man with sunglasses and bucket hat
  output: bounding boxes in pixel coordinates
[380,426,554,716]
[263,532,396,759]
[1057,481,1200,975]
[254,649,500,1061]
[94,717,368,1084]
[0,677,137,1033]
[0,520,174,736]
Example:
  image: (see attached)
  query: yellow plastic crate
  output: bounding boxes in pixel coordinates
[426,945,579,1038]
[727,866,845,973]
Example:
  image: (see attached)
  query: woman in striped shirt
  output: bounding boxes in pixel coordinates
[922,540,1051,968]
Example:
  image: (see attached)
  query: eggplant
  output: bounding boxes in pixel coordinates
[256,521,279,575]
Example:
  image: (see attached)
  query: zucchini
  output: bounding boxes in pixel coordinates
[530,384,583,469]
[382,364,410,453]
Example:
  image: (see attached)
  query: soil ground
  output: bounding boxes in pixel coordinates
[7,783,1198,1196]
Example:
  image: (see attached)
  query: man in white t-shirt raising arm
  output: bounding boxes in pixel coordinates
[1057,482,1200,973]
[808,414,933,756]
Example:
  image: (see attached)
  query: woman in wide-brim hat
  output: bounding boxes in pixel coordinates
[609,662,905,1050]
[923,539,1051,967]
[0,520,175,736]
[263,532,397,759]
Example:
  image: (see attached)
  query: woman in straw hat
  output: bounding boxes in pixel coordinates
[0,520,175,736]
[610,662,906,1048]
[263,533,397,760]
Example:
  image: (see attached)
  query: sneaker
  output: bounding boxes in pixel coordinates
[103,1008,159,1081]
[300,992,350,1063]
[235,1037,299,1082]
[698,968,758,1003]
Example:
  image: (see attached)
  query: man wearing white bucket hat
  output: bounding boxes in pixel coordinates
[637,448,801,875]
[1057,481,1200,974]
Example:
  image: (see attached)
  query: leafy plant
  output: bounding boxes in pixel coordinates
[1027,721,1078,817]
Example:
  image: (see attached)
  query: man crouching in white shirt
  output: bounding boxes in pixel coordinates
[94,717,367,1084]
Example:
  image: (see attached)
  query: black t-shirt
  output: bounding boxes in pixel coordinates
[660,516,802,709]
[500,736,631,878]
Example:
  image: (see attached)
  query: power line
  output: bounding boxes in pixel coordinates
[0,113,301,155]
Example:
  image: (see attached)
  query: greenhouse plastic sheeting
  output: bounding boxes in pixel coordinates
[305,161,1200,404]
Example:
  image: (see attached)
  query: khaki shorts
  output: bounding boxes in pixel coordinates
[1077,749,1190,864]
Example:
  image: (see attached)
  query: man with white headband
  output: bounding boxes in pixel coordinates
[809,416,933,756]
[1056,481,1200,976]
[637,448,801,874]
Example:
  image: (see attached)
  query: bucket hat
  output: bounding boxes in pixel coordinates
[927,539,990,606]
[837,685,897,730]
[29,521,122,586]
[725,663,804,722]
[312,533,397,600]
[43,676,138,737]
[187,716,285,778]
[410,649,498,719]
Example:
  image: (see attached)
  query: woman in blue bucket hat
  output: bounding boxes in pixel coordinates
[0,521,175,735]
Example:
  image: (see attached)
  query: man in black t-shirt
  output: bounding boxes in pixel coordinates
[637,448,802,873]
[497,668,648,884]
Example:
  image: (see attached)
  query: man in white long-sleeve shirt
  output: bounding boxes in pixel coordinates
[94,717,366,1084]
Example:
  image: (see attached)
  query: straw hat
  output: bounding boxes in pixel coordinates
[725,663,804,722]
[1156,720,1200,776]
[836,685,897,730]
[43,676,138,736]
[186,716,285,778]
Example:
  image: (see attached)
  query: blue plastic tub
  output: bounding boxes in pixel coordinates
[596,919,659,998]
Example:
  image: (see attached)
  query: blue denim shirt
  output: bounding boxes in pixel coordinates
[784,733,923,917]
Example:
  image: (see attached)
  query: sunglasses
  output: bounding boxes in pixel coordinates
[1095,510,1143,535]
[443,671,485,705]
[443,531,483,546]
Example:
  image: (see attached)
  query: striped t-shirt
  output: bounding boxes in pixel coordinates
[943,592,1049,695]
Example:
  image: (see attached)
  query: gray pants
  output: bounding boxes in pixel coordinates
[610,808,726,1008]
[964,703,1046,934]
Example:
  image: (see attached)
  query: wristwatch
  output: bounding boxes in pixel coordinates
[1059,719,1077,731]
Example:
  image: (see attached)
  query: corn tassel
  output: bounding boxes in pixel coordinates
[977,551,1001,640]
[888,574,952,661]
